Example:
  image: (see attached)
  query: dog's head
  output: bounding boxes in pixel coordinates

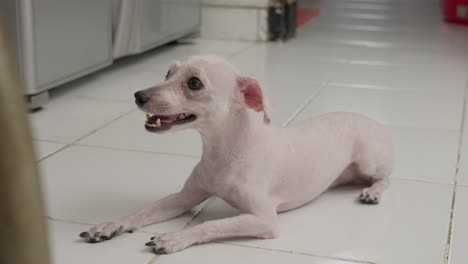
[134,54,271,133]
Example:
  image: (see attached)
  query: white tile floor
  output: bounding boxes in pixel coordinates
[30,0,468,263]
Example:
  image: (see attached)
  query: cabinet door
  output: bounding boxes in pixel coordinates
[140,0,200,49]
[160,0,200,36]
[33,0,112,88]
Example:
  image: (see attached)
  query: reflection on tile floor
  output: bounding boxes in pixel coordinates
[31,0,468,263]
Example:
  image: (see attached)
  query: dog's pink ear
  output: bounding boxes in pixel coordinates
[238,77,272,124]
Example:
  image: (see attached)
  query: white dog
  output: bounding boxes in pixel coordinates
[79,55,394,254]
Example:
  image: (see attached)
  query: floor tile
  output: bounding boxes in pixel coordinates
[229,42,347,87]
[229,42,342,125]
[61,65,169,104]
[292,86,464,130]
[328,63,466,97]
[456,111,468,186]
[39,145,200,234]
[78,110,202,156]
[388,126,459,184]
[34,140,66,161]
[321,41,467,70]
[48,220,153,264]
[267,83,324,126]
[157,243,364,264]
[307,10,452,37]
[29,96,133,143]
[460,162,468,186]
[192,179,453,264]
[449,186,468,264]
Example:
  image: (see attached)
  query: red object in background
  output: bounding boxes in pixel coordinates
[444,0,468,25]
[297,8,320,28]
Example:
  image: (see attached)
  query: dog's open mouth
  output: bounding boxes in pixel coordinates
[144,113,197,131]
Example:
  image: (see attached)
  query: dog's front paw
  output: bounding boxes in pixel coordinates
[79,221,136,243]
[145,233,189,254]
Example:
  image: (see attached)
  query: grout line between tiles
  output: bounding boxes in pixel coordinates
[390,176,455,186]
[443,77,468,264]
[72,143,200,159]
[226,42,257,59]
[282,81,329,127]
[33,138,68,145]
[37,108,136,163]
[282,54,354,126]
[145,255,158,264]
[215,241,375,264]
[75,109,137,143]
[75,95,134,104]
[37,144,71,163]
[46,216,95,227]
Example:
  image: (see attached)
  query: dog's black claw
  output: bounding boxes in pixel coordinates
[155,247,167,254]
[360,196,379,205]
[359,193,364,198]
[89,238,99,243]
[127,229,134,233]
[150,236,156,240]
[145,241,156,247]
[109,231,117,239]
[79,232,89,238]
[101,235,110,240]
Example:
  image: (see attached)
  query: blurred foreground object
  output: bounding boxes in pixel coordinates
[0,13,51,264]
[444,0,468,25]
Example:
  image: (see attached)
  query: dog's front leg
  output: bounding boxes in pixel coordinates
[146,208,278,254]
[79,188,209,243]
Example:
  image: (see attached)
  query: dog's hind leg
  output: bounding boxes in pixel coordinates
[355,158,392,204]
[354,146,393,205]
[359,178,389,204]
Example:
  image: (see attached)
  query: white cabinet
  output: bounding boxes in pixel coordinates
[32,0,113,89]
[1,0,200,109]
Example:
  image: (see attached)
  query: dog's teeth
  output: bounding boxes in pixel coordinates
[156,118,161,127]
[146,113,151,120]
[178,113,186,119]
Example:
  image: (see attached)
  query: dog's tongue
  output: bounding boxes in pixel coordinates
[160,115,178,123]
[148,114,177,124]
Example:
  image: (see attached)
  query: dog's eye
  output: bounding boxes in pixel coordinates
[165,70,171,80]
[187,77,203,90]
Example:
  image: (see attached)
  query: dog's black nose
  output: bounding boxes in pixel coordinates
[134,91,151,106]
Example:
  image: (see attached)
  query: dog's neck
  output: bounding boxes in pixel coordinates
[197,108,270,162]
